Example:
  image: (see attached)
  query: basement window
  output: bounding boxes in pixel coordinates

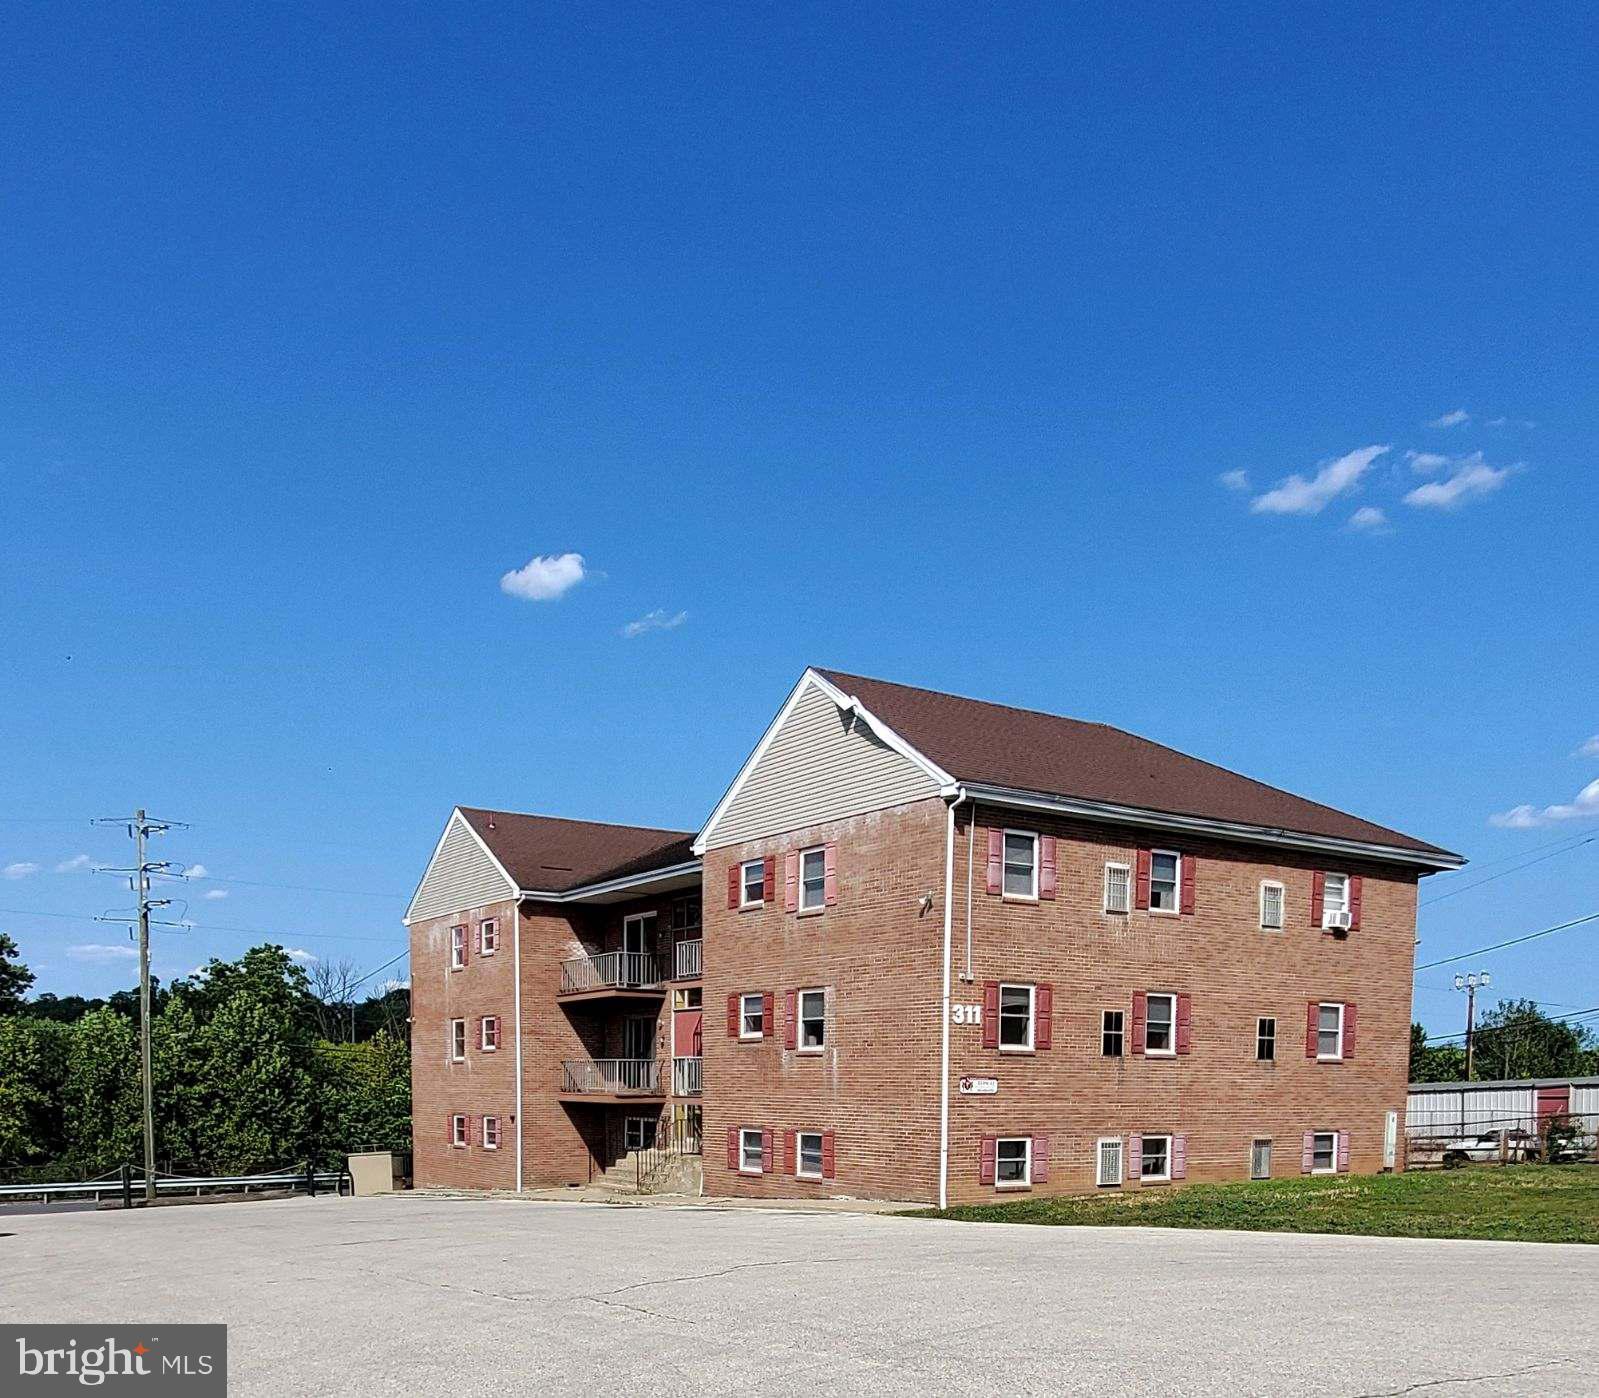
[482,1116,501,1150]
[1141,1134,1172,1183]
[995,1137,1031,1188]
[740,1128,764,1174]
[1311,1132,1337,1174]
[451,1114,468,1149]
[797,1131,824,1180]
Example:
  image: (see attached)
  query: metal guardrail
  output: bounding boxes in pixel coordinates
[560,1057,663,1095]
[559,950,664,994]
[0,1164,349,1207]
[673,938,702,980]
[673,1055,702,1096]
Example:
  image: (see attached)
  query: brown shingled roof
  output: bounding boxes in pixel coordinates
[816,669,1456,860]
[457,807,696,893]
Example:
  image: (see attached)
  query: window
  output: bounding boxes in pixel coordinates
[450,1114,468,1148]
[1145,993,1176,1055]
[740,859,765,908]
[625,1116,656,1152]
[798,989,826,1051]
[1259,882,1285,930]
[739,1127,764,1173]
[1149,852,1180,912]
[796,1130,824,1179]
[1096,1137,1124,1187]
[799,847,826,912]
[1251,1139,1272,1180]
[1104,862,1131,914]
[1002,831,1038,899]
[670,895,701,933]
[740,992,765,1040]
[449,1019,466,1062]
[1311,1131,1337,1173]
[479,919,498,955]
[1256,1017,1276,1062]
[480,1016,500,1052]
[1317,1002,1344,1060]
[1141,1134,1172,1182]
[1101,1009,1125,1057]
[995,1137,1031,1187]
[450,925,466,970]
[1322,873,1350,921]
[673,986,702,1011]
[482,1116,501,1151]
[998,984,1035,1051]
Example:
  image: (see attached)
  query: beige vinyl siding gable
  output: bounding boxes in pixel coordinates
[406,812,516,923]
[705,678,939,849]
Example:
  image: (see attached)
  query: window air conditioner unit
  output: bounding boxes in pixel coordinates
[1324,910,1353,932]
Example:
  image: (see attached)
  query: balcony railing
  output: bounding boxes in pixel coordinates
[560,1058,663,1096]
[673,938,702,981]
[672,1056,702,1096]
[559,951,665,996]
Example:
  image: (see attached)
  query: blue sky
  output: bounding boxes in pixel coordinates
[2,3,1595,1038]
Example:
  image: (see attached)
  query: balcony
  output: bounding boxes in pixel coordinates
[672,1056,702,1096]
[558,951,666,1001]
[559,1058,665,1102]
[673,938,702,981]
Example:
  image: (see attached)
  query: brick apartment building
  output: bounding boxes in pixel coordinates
[406,668,1460,1205]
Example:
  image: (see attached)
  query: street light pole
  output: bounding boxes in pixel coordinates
[1453,970,1491,1081]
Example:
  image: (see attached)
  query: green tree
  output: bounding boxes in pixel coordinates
[1473,998,1597,1081]
[192,990,316,1172]
[314,1031,412,1166]
[62,1008,142,1173]
[0,1016,71,1166]
[1409,1022,1467,1083]
[0,933,36,1014]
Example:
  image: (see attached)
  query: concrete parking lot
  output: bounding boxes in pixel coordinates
[3,1193,1597,1396]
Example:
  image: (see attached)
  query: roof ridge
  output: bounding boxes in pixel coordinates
[458,806,692,838]
[816,667,1113,732]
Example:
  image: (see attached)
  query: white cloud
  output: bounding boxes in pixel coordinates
[67,943,138,962]
[286,947,318,964]
[183,863,208,879]
[3,862,40,880]
[1487,417,1536,429]
[499,552,587,602]
[1427,409,1470,428]
[378,977,411,994]
[1217,469,1250,492]
[1576,735,1599,759]
[620,608,688,639]
[1490,778,1599,829]
[203,888,229,900]
[1403,453,1516,510]
[1348,506,1390,533]
[54,854,93,873]
[1404,451,1449,474]
[1250,444,1389,516]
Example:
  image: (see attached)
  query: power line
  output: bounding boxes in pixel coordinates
[346,949,410,993]
[0,905,403,945]
[1414,911,1599,971]
[1423,1005,1599,1045]
[183,874,404,899]
[1426,830,1596,879]
[1420,836,1595,907]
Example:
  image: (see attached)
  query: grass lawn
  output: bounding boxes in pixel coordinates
[908,1165,1599,1244]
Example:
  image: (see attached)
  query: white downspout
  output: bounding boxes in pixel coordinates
[938,788,966,1211]
[513,902,524,1193]
[964,807,975,983]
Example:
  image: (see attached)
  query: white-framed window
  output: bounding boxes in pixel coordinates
[1259,881,1285,931]
[1317,1002,1345,1060]
[740,992,765,1040]
[1096,1136,1124,1187]
[1251,1138,1272,1180]
[450,1113,468,1148]
[796,1130,824,1179]
[1102,1009,1124,1057]
[1145,993,1176,1055]
[482,1116,501,1150]
[739,1127,764,1174]
[1149,851,1180,913]
[1104,862,1131,914]
[1311,1131,1337,1174]
[670,894,701,933]
[998,983,1035,1051]
[449,925,467,970]
[479,918,498,955]
[799,847,826,912]
[449,1019,466,1062]
[1002,831,1038,900]
[674,986,702,1011]
[1256,1016,1275,1062]
[480,1015,500,1052]
[995,1137,1031,1188]
[1140,1133,1172,1182]
[798,989,826,1051]
[740,859,766,908]
[1322,873,1350,924]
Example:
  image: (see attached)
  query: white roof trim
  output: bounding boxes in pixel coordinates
[518,859,703,903]
[691,668,952,854]
[402,808,520,925]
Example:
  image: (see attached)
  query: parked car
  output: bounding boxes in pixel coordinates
[1440,1130,1540,1167]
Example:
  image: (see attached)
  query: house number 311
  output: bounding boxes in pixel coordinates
[951,1004,982,1025]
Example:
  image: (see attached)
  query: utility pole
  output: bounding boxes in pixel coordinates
[1453,970,1491,1080]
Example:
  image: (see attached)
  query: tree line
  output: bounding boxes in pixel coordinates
[0,934,410,1180]
[1410,997,1599,1083]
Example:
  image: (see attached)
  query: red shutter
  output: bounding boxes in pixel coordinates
[1337,1130,1350,1172]
[784,990,797,1050]
[762,855,775,903]
[1349,875,1363,930]
[979,1134,997,1185]
[986,829,1002,895]
[1132,991,1147,1055]
[762,991,774,1037]
[1134,849,1152,910]
[1301,1132,1315,1174]
[446,1114,453,1144]
[1179,855,1195,915]
[1033,1134,1050,1184]
[783,852,798,912]
[982,981,999,1049]
[1036,984,1053,1050]
[1306,1001,1319,1058]
[1039,836,1058,900]
[1311,870,1326,929]
[1343,1002,1356,1059]
[1173,1133,1187,1180]
[761,1128,773,1173]
[822,1129,836,1180]
[1128,1134,1142,1179]
[783,1129,795,1176]
[461,926,469,967]
[726,993,739,1038]
[1176,994,1192,1054]
[727,1126,739,1170]
[824,842,838,905]
[727,864,740,909]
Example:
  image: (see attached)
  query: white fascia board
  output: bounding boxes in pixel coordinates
[401,808,520,925]
[959,783,1464,872]
[517,859,703,904]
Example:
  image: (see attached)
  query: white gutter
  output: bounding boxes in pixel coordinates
[938,786,967,1211]
[513,904,524,1193]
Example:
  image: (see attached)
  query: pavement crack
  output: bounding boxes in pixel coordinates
[1354,1358,1573,1397]
[573,1255,849,1301]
